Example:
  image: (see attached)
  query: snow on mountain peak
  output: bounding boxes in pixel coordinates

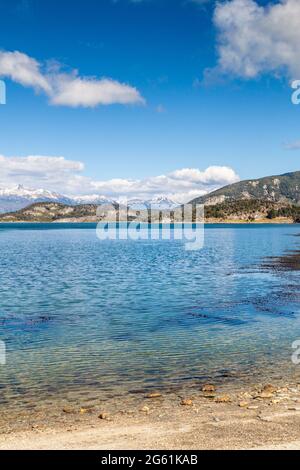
[0,185,181,213]
[0,185,64,199]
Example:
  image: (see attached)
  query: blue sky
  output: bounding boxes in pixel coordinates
[0,0,299,201]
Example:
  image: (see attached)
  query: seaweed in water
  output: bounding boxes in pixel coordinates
[262,250,300,271]
[0,313,53,328]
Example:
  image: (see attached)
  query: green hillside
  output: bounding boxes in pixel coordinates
[191,171,300,206]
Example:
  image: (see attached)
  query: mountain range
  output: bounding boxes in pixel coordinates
[0,185,180,213]
[0,185,73,213]
[2,171,300,222]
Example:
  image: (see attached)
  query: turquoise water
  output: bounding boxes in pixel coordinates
[1,223,300,417]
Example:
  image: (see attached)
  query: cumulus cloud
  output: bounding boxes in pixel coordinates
[0,155,85,189]
[0,50,145,107]
[0,154,239,203]
[170,166,238,185]
[208,0,300,80]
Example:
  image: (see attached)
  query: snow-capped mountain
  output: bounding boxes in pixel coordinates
[0,185,180,214]
[72,194,117,205]
[127,196,179,210]
[72,195,179,209]
[0,185,73,213]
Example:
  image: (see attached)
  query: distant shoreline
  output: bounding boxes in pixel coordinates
[0,218,297,224]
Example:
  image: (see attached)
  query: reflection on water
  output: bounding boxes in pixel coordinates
[1,223,300,421]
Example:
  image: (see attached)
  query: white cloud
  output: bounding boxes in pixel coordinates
[0,155,85,189]
[209,0,300,80]
[0,155,84,173]
[284,140,300,150]
[0,51,50,92]
[0,50,145,107]
[50,73,144,107]
[170,166,238,185]
[0,154,239,203]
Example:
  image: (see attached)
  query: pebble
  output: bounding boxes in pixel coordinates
[262,384,277,394]
[258,415,272,422]
[80,408,89,414]
[181,399,193,406]
[212,416,220,422]
[146,392,162,399]
[140,406,150,413]
[255,391,274,399]
[214,395,231,403]
[118,409,135,416]
[238,401,249,408]
[98,413,109,420]
[240,392,252,399]
[202,384,216,393]
[203,393,216,399]
[62,407,76,414]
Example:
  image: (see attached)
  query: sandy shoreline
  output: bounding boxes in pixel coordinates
[2,381,300,450]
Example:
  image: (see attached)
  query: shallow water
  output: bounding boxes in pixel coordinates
[1,223,300,420]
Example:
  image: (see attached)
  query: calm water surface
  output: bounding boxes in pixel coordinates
[1,223,300,418]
